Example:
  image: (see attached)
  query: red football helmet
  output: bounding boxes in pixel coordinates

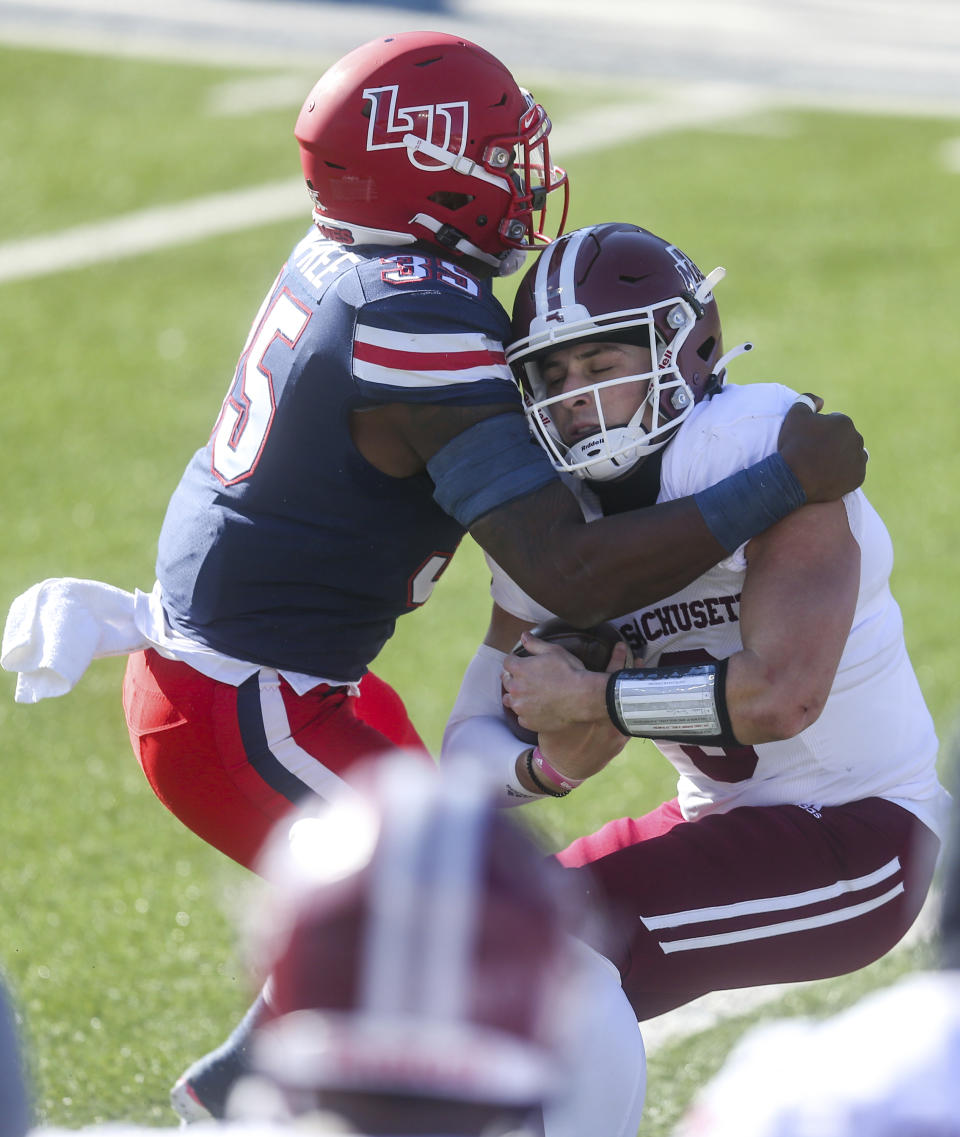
[294,31,568,271]
[508,223,749,481]
[250,753,587,1108]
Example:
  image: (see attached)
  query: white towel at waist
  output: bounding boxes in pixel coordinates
[1,578,148,703]
[1,578,358,703]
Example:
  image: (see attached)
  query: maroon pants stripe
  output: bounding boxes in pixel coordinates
[558,796,939,1020]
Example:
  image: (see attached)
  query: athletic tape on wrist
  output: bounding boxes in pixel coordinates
[427,412,558,528]
[605,658,738,745]
[693,452,806,555]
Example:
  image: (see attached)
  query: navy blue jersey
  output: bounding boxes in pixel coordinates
[157,229,521,681]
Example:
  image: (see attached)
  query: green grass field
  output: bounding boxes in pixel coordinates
[1,40,958,1131]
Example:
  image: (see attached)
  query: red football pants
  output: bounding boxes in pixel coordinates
[122,649,431,871]
[558,796,940,1020]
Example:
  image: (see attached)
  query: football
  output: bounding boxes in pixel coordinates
[503,617,628,744]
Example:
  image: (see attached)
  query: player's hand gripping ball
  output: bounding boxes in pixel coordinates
[503,618,629,744]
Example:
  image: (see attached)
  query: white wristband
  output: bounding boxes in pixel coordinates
[506,748,541,801]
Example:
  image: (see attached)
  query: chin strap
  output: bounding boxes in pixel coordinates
[495,248,529,277]
[409,213,530,276]
[402,134,511,195]
[410,212,503,269]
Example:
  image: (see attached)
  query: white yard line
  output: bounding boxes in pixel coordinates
[941,137,960,172]
[0,88,769,286]
[7,78,958,286]
[0,180,307,285]
[2,0,958,286]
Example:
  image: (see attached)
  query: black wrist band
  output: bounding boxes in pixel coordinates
[525,747,571,798]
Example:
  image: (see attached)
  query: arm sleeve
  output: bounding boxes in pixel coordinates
[441,643,540,807]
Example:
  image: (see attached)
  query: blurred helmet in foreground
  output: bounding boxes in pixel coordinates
[248,752,587,1109]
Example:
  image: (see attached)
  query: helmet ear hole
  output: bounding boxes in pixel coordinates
[427,191,475,211]
[697,336,717,361]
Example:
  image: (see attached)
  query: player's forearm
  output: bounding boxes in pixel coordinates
[602,651,822,746]
[474,457,808,626]
[474,490,727,626]
[535,720,629,784]
[549,498,727,623]
[443,713,542,805]
[446,640,620,801]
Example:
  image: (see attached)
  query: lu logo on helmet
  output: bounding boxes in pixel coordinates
[363,85,469,171]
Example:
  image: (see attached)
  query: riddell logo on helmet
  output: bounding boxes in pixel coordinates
[363,85,468,171]
[318,223,354,244]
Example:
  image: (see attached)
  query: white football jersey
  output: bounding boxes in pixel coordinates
[489,383,948,837]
